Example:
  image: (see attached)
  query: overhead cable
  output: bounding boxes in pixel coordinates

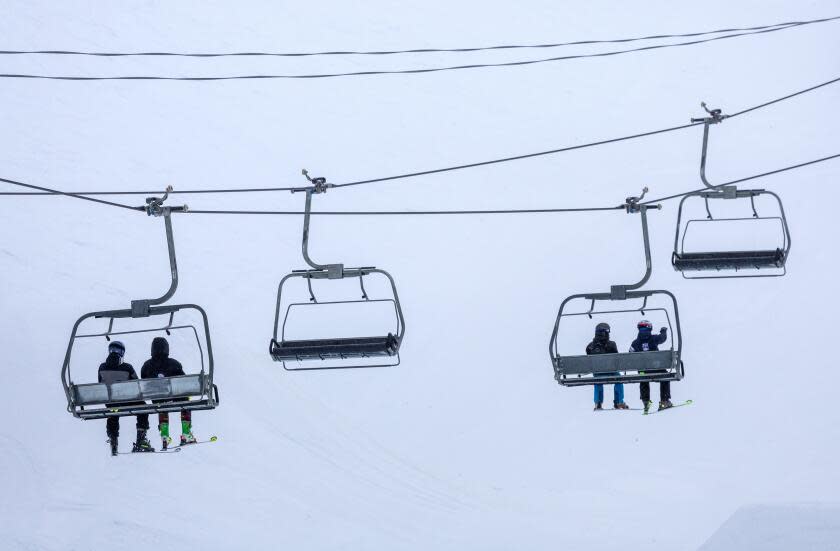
[181,152,840,216]
[4,74,838,199]
[0,185,302,196]
[2,16,835,58]
[643,152,840,205]
[0,176,141,211]
[727,75,840,118]
[1,152,836,217]
[184,205,624,216]
[1,20,835,81]
[332,75,840,188]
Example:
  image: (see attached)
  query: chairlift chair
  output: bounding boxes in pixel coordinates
[269,172,406,370]
[672,104,791,278]
[549,191,684,386]
[61,188,219,420]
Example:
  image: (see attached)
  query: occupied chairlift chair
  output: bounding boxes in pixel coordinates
[549,190,684,387]
[672,104,791,278]
[269,171,405,370]
[61,187,219,420]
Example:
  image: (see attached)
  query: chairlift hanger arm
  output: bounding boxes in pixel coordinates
[131,186,189,316]
[293,170,345,277]
[612,189,661,298]
[690,103,752,195]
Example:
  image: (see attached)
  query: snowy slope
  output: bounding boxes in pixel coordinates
[699,504,840,550]
[0,1,839,549]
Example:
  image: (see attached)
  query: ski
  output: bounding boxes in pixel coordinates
[643,399,693,415]
[117,448,181,455]
[595,407,643,412]
[172,435,218,449]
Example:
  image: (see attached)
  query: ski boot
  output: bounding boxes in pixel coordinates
[658,399,673,411]
[180,420,197,445]
[132,429,155,453]
[613,402,629,410]
[642,400,653,414]
[159,422,172,450]
[593,402,603,411]
[108,435,118,456]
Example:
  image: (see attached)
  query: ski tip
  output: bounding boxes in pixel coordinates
[686,399,694,404]
[209,435,218,442]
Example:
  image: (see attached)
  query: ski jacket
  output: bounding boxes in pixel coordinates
[141,337,185,379]
[98,352,139,384]
[630,328,668,352]
[586,336,618,355]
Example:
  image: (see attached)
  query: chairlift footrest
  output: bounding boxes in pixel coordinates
[673,249,785,272]
[270,334,401,362]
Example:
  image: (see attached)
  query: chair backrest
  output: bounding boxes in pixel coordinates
[72,374,205,406]
[98,370,131,384]
[556,350,675,375]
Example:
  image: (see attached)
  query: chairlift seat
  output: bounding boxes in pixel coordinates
[69,374,217,419]
[673,249,784,272]
[270,334,400,362]
[553,350,681,387]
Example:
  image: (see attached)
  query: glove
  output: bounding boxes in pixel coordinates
[660,327,668,334]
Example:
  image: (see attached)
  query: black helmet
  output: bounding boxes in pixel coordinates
[108,340,126,358]
[595,322,611,335]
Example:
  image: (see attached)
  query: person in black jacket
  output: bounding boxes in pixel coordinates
[97,341,153,455]
[141,337,196,448]
[587,323,628,410]
[630,320,672,412]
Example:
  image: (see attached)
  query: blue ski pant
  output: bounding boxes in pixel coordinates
[594,378,624,404]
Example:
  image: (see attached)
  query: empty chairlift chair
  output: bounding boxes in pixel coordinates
[549,191,684,387]
[269,172,405,370]
[672,104,791,278]
[61,188,219,420]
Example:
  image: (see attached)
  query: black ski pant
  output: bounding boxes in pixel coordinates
[639,380,671,403]
[104,402,150,438]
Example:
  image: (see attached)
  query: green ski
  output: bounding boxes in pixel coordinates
[643,399,693,415]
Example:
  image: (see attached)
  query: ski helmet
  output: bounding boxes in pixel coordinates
[108,340,126,357]
[637,320,653,331]
[595,322,611,335]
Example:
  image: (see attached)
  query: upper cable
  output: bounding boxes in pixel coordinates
[1,17,837,80]
[1,16,835,58]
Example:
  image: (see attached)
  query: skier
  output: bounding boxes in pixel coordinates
[97,341,153,455]
[630,320,672,412]
[587,322,628,410]
[141,336,197,449]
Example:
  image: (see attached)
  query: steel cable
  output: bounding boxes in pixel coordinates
[1,20,835,81]
[2,16,835,58]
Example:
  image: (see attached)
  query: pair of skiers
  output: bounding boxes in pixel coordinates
[586,320,672,413]
[98,337,197,455]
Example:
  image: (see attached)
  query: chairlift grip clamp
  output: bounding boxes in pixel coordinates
[297,169,333,194]
[690,102,729,125]
[624,187,660,213]
[144,186,188,216]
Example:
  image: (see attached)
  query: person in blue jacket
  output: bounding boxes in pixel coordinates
[630,320,672,412]
[587,323,629,410]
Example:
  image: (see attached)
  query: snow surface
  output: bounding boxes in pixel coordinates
[699,504,840,550]
[1,1,839,549]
